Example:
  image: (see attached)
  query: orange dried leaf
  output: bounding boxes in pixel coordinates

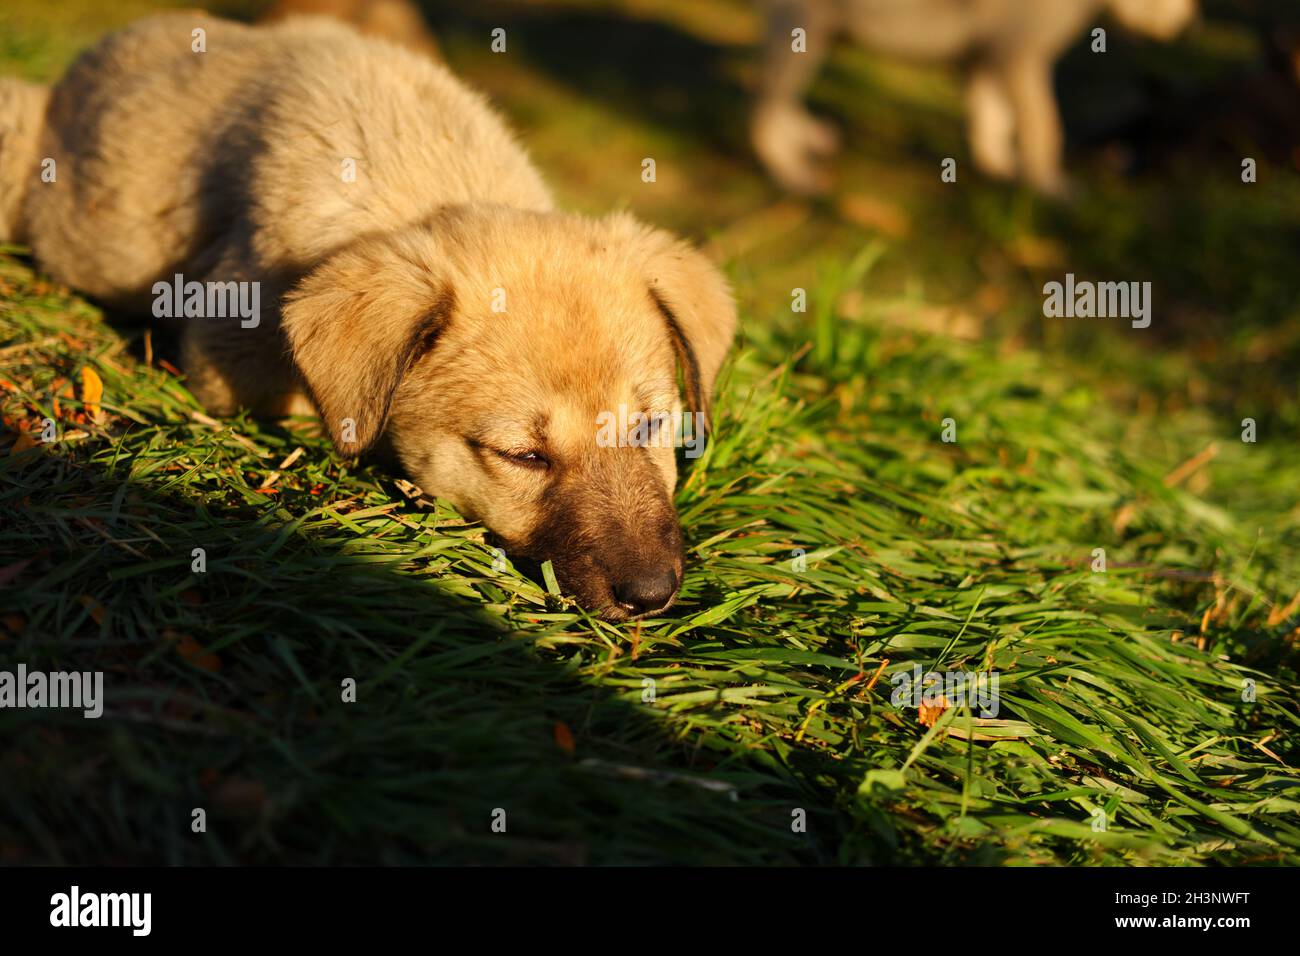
[51,378,71,418]
[174,634,222,672]
[553,721,576,756]
[79,366,104,419]
[77,595,106,625]
[211,778,266,818]
[918,697,950,728]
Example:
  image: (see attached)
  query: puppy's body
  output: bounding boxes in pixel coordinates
[753,0,1196,196]
[2,13,736,620]
[18,12,552,413]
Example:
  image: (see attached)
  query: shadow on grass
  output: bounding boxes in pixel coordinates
[0,437,842,865]
[428,0,753,155]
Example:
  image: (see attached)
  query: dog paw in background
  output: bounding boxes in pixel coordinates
[751,0,842,195]
[751,99,841,196]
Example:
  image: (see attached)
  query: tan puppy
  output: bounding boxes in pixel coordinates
[0,12,736,621]
[753,0,1197,196]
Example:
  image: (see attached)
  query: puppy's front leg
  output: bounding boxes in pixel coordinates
[179,278,308,419]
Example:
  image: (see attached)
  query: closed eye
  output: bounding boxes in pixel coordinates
[465,435,551,470]
[494,448,550,470]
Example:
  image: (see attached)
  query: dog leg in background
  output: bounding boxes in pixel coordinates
[1001,54,1070,198]
[0,79,50,244]
[1105,0,1198,43]
[752,0,842,195]
[966,64,1018,182]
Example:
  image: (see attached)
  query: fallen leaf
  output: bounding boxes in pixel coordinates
[918,697,950,728]
[172,632,221,672]
[211,778,267,818]
[553,721,576,756]
[77,594,106,625]
[1266,587,1300,627]
[79,366,104,420]
[51,377,71,418]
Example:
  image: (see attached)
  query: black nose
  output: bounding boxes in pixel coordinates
[613,572,679,616]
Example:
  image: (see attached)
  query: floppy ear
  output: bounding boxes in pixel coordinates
[280,235,455,456]
[642,234,737,430]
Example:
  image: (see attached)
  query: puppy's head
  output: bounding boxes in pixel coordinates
[281,205,736,620]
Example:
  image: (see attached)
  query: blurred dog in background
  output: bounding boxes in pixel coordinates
[753,0,1197,196]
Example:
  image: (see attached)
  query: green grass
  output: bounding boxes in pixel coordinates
[2,0,1299,865]
[4,249,1298,865]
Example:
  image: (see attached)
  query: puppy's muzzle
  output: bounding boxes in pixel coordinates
[612,569,679,618]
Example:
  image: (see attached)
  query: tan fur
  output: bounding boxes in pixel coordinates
[261,0,442,61]
[0,79,50,243]
[754,0,1197,196]
[5,12,736,620]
